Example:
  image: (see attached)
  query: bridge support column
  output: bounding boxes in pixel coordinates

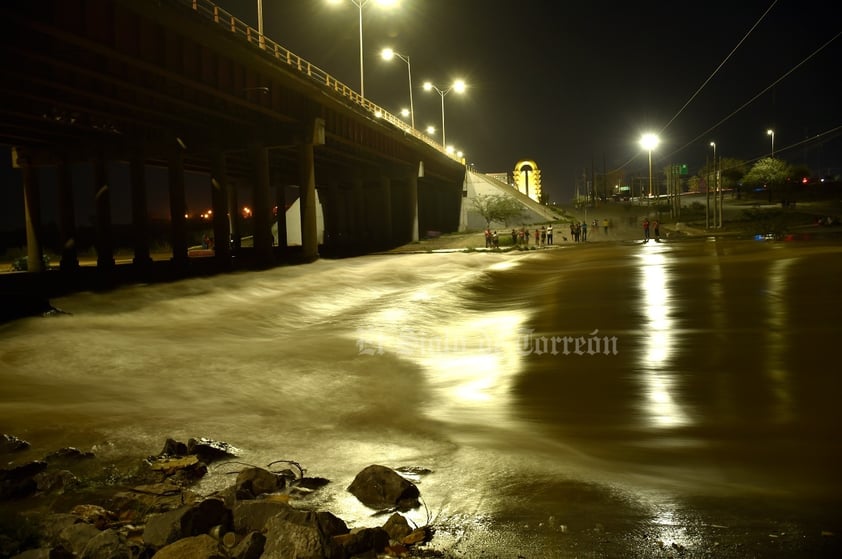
[380,176,393,246]
[19,153,44,273]
[168,151,188,266]
[93,156,115,269]
[210,151,231,266]
[57,156,79,272]
[408,166,419,242]
[130,154,152,268]
[250,144,274,268]
[298,142,318,261]
[274,180,288,252]
[228,181,241,253]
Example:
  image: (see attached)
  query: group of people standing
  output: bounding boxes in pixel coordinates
[642,217,661,242]
[510,225,554,247]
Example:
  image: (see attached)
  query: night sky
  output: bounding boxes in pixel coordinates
[1,0,840,231]
[213,0,839,199]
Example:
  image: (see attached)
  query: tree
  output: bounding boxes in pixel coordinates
[742,158,792,202]
[471,194,524,228]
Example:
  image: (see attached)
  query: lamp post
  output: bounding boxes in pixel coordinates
[639,133,660,199]
[708,142,715,229]
[381,48,414,129]
[327,0,398,100]
[767,129,775,157]
[423,80,466,146]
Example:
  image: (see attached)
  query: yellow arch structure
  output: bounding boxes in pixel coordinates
[513,160,542,203]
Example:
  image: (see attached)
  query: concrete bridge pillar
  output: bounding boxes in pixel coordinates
[19,152,44,273]
[130,154,152,268]
[272,168,287,253]
[57,156,79,272]
[408,165,419,242]
[250,144,274,268]
[210,151,231,265]
[168,151,188,266]
[228,180,241,253]
[298,142,318,261]
[93,155,115,269]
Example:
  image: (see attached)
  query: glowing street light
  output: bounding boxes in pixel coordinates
[767,128,775,157]
[423,79,466,146]
[639,133,660,198]
[327,0,398,100]
[381,47,414,129]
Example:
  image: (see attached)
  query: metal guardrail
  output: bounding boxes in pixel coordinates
[180,0,463,162]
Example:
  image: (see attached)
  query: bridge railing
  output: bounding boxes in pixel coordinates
[181,0,461,163]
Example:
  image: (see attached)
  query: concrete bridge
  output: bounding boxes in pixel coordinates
[0,0,467,287]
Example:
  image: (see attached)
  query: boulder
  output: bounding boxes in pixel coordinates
[143,499,231,548]
[0,434,30,454]
[234,467,285,500]
[260,511,348,559]
[228,531,265,559]
[347,465,420,511]
[150,534,225,559]
[382,512,413,541]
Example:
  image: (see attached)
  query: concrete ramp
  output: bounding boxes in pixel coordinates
[459,171,563,231]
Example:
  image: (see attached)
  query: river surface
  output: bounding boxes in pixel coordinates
[2,237,842,557]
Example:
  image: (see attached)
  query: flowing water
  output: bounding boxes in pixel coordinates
[2,238,842,557]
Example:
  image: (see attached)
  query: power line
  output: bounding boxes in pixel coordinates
[663,30,842,162]
[659,0,779,135]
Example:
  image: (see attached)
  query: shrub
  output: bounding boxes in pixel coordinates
[9,254,51,272]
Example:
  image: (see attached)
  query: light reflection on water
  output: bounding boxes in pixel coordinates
[636,244,689,429]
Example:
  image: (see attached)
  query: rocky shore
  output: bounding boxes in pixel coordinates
[0,433,439,559]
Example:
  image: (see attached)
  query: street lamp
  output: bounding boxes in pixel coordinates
[767,129,775,157]
[709,141,717,229]
[381,47,414,129]
[639,133,660,198]
[423,80,466,146]
[327,0,398,100]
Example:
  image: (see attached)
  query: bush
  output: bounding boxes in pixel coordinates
[9,254,51,271]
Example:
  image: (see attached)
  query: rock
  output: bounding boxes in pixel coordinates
[0,434,30,454]
[158,438,188,457]
[234,467,285,500]
[333,527,389,556]
[69,504,117,530]
[260,511,348,559]
[143,499,232,549]
[347,465,420,511]
[57,523,101,556]
[150,534,225,559]
[79,529,131,559]
[111,481,198,516]
[145,454,208,483]
[0,461,48,500]
[233,500,295,534]
[402,526,432,545]
[228,531,265,559]
[34,470,79,495]
[186,438,238,463]
[9,549,64,559]
[382,512,413,541]
[43,447,95,465]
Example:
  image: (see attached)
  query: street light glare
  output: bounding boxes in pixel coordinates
[381,47,395,60]
[453,79,466,93]
[639,133,659,151]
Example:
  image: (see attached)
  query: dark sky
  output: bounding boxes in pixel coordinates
[212,0,841,201]
[1,0,840,232]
